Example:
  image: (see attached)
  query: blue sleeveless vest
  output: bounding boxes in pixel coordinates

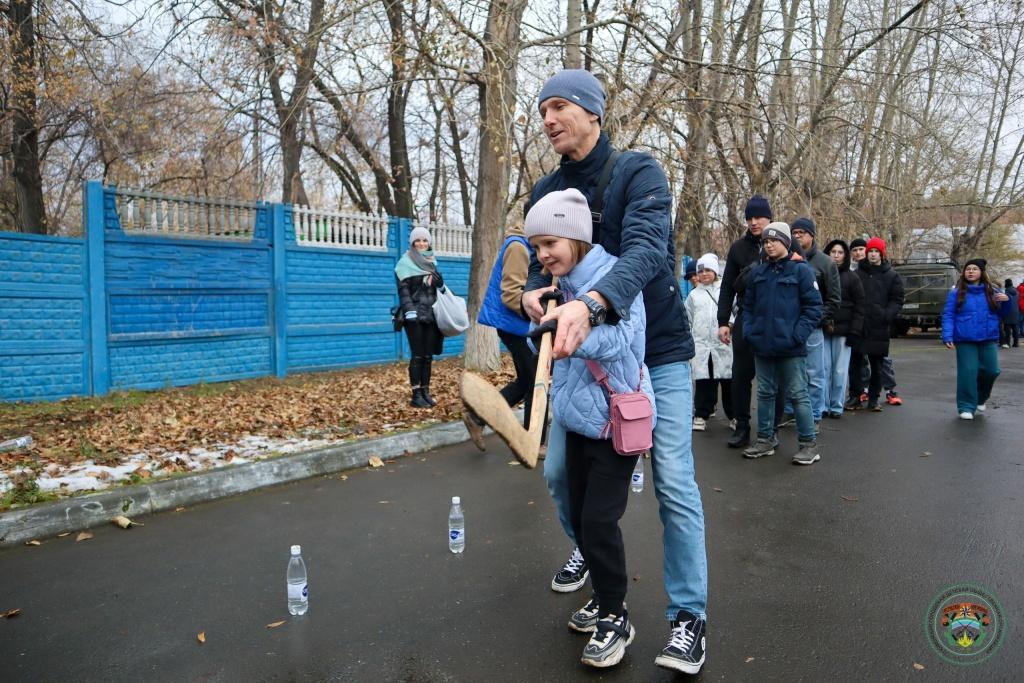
[477,235,531,336]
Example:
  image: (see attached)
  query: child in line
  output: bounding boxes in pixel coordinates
[685,253,733,431]
[525,188,655,669]
[941,258,1012,419]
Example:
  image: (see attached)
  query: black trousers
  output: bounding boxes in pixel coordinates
[731,314,783,426]
[404,322,441,387]
[497,330,537,430]
[565,431,636,618]
[694,357,733,420]
[850,353,884,402]
[1000,322,1019,347]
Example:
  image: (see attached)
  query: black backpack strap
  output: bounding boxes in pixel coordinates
[590,150,621,244]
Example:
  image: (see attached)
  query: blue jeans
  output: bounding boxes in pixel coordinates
[544,361,707,620]
[755,355,815,442]
[823,334,851,414]
[785,328,826,421]
[955,342,1000,413]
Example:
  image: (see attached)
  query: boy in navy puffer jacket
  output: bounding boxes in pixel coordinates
[526,188,654,669]
[741,222,823,465]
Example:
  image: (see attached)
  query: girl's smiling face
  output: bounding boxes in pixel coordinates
[412,238,430,251]
[529,235,577,277]
[964,264,982,282]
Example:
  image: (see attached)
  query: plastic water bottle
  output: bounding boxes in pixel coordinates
[286,545,308,615]
[0,436,33,452]
[448,496,465,553]
[631,457,644,493]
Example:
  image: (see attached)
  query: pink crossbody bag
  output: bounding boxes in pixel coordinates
[585,360,654,456]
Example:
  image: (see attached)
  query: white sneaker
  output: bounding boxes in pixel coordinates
[976,403,986,412]
[692,417,706,431]
[1000,344,1010,348]
[959,411,974,420]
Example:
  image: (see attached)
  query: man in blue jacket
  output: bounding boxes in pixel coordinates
[521,69,705,675]
[741,222,824,465]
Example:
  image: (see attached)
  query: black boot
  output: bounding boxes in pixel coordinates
[411,388,431,408]
[409,358,429,407]
[420,356,437,406]
[727,422,750,448]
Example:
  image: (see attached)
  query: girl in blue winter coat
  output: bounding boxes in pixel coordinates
[525,188,655,669]
[942,258,1012,419]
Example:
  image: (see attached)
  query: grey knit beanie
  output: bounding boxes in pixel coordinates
[524,189,593,243]
[409,226,431,244]
[763,222,792,249]
[538,70,606,121]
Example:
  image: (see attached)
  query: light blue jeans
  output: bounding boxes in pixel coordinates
[756,355,816,443]
[544,361,707,620]
[786,328,826,421]
[823,334,851,414]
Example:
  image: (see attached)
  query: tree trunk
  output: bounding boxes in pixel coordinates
[565,0,582,68]
[7,0,47,234]
[384,0,414,218]
[463,0,529,371]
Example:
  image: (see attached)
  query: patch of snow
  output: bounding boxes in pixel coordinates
[1,434,342,498]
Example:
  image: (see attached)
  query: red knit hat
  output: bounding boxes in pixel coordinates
[866,237,886,258]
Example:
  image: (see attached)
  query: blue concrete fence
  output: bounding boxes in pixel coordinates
[0,182,470,402]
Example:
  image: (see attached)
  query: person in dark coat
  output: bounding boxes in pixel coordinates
[716,195,773,448]
[395,226,444,408]
[823,240,865,417]
[740,222,823,464]
[999,278,1019,347]
[519,68,706,675]
[847,237,903,412]
[942,259,1012,418]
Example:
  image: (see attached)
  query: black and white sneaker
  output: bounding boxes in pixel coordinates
[551,547,588,593]
[655,609,706,674]
[569,596,600,632]
[581,612,635,668]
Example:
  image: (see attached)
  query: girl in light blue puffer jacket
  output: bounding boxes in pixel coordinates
[525,188,654,668]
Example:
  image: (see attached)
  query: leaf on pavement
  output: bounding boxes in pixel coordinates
[175,506,186,512]
[24,540,41,546]
[1,608,22,619]
[920,452,931,458]
[913,662,925,670]
[507,460,520,466]
[713,487,724,492]
[57,532,70,537]
[745,657,755,663]
[378,500,390,504]
[112,515,142,529]
[266,620,286,629]
[338,474,348,480]
[367,456,384,468]
[76,531,93,542]
[197,631,206,643]
[841,495,859,502]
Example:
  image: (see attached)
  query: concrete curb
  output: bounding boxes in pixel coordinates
[1,417,488,548]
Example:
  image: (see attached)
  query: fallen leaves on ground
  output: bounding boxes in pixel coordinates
[1,608,21,619]
[0,357,515,473]
[713,486,724,492]
[745,657,755,663]
[76,531,93,542]
[24,540,41,546]
[367,456,384,468]
[266,621,286,629]
[841,495,859,502]
[197,631,206,644]
[913,662,925,670]
[56,532,70,537]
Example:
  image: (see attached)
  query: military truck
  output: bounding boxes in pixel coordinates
[891,260,959,336]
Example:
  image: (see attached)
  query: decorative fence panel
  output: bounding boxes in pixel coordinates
[0,182,474,402]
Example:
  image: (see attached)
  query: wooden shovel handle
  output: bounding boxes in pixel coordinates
[526,287,558,446]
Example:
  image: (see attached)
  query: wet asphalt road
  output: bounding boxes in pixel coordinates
[1,337,1022,682]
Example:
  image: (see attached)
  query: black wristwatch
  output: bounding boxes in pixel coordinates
[578,294,607,326]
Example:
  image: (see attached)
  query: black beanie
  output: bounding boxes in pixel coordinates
[850,238,867,250]
[792,217,816,237]
[965,258,987,272]
[744,195,772,220]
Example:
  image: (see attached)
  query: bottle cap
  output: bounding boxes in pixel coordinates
[452,496,460,505]
[290,545,301,555]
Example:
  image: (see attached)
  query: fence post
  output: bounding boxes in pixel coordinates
[84,181,109,397]
[272,202,288,378]
[390,216,412,361]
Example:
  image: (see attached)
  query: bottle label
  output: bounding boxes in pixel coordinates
[449,529,462,541]
[632,474,642,483]
[288,583,307,600]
